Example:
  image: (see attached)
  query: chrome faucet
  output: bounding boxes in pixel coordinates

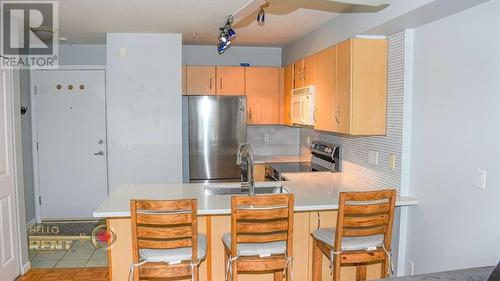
[237,143,255,196]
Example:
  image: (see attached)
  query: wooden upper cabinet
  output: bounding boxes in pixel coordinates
[336,38,388,135]
[185,66,215,95]
[293,55,315,89]
[216,66,245,95]
[278,67,285,125]
[303,55,315,86]
[283,63,293,126]
[245,67,279,125]
[336,40,352,134]
[182,65,186,95]
[313,46,337,132]
[293,60,303,89]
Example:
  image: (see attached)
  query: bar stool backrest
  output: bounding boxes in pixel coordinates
[130,199,198,265]
[231,194,294,258]
[335,190,396,253]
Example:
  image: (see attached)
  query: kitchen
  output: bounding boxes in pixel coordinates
[2,0,499,281]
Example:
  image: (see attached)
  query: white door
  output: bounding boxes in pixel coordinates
[34,70,108,219]
[0,69,21,280]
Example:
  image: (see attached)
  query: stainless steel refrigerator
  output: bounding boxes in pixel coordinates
[187,96,246,182]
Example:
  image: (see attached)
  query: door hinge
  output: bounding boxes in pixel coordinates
[38,196,42,205]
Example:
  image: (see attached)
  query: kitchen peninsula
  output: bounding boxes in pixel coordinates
[94,173,417,281]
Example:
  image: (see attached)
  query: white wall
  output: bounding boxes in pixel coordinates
[19,69,35,225]
[282,0,491,65]
[406,0,500,273]
[183,45,281,66]
[282,0,434,64]
[58,44,106,65]
[106,33,183,190]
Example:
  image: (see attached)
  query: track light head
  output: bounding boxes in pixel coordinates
[227,28,236,39]
[216,16,236,55]
[257,7,265,25]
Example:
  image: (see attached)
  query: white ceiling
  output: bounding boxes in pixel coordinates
[37,0,341,46]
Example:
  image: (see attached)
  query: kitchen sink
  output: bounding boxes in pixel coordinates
[203,185,287,196]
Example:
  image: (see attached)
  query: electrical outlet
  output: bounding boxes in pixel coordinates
[368,151,379,166]
[476,169,487,190]
[388,154,396,170]
[264,133,270,143]
[406,259,415,276]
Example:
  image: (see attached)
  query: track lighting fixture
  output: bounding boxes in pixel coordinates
[217,16,236,55]
[257,7,265,25]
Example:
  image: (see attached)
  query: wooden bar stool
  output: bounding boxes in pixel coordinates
[223,194,294,281]
[129,199,206,281]
[311,190,396,281]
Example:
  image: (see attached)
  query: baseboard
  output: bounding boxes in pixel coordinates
[27,218,36,229]
[21,261,31,274]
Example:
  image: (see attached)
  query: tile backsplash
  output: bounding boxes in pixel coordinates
[248,125,300,156]
[300,31,407,192]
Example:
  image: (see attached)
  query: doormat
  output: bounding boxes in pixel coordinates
[28,220,105,251]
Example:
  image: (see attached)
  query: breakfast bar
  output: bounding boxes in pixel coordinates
[94,173,417,281]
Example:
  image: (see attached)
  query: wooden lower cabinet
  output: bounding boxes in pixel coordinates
[254,164,266,182]
[108,212,383,281]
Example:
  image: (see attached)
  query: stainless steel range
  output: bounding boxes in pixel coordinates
[264,140,341,181]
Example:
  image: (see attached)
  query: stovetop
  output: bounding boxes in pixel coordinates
[267,161,330,173]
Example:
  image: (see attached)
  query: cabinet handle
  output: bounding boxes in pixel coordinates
[249,108,252,120]
[317,212,321,229]
[335,107,340,124]
[209,78,212,90]
[313,109,317,122]
[220,78,223,90]
[302,67,306,81]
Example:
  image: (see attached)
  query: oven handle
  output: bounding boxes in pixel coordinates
[265,174,278,181]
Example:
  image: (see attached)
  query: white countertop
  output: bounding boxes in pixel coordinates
[94,172,417,218]
[253,155,309,164]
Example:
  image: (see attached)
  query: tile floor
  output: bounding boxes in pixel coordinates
[30,240,108,269]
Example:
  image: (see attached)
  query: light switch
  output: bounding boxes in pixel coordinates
[121,142,133,152]
[119,47,127,58]
[368,150,378,166]
[476,169,487,190]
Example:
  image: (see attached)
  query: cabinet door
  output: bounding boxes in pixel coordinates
[351,38,388,135]
[254,164,266,181]
[284,63,293,125]
[313,46,337,132]
[216,66,245,95]
[303,54,315,86]
[336,39,353,134]
[293,60,303,88]
[186,66,215,95]
[245,67,279,125]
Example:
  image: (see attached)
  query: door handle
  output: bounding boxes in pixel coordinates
[93,151,104,156]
